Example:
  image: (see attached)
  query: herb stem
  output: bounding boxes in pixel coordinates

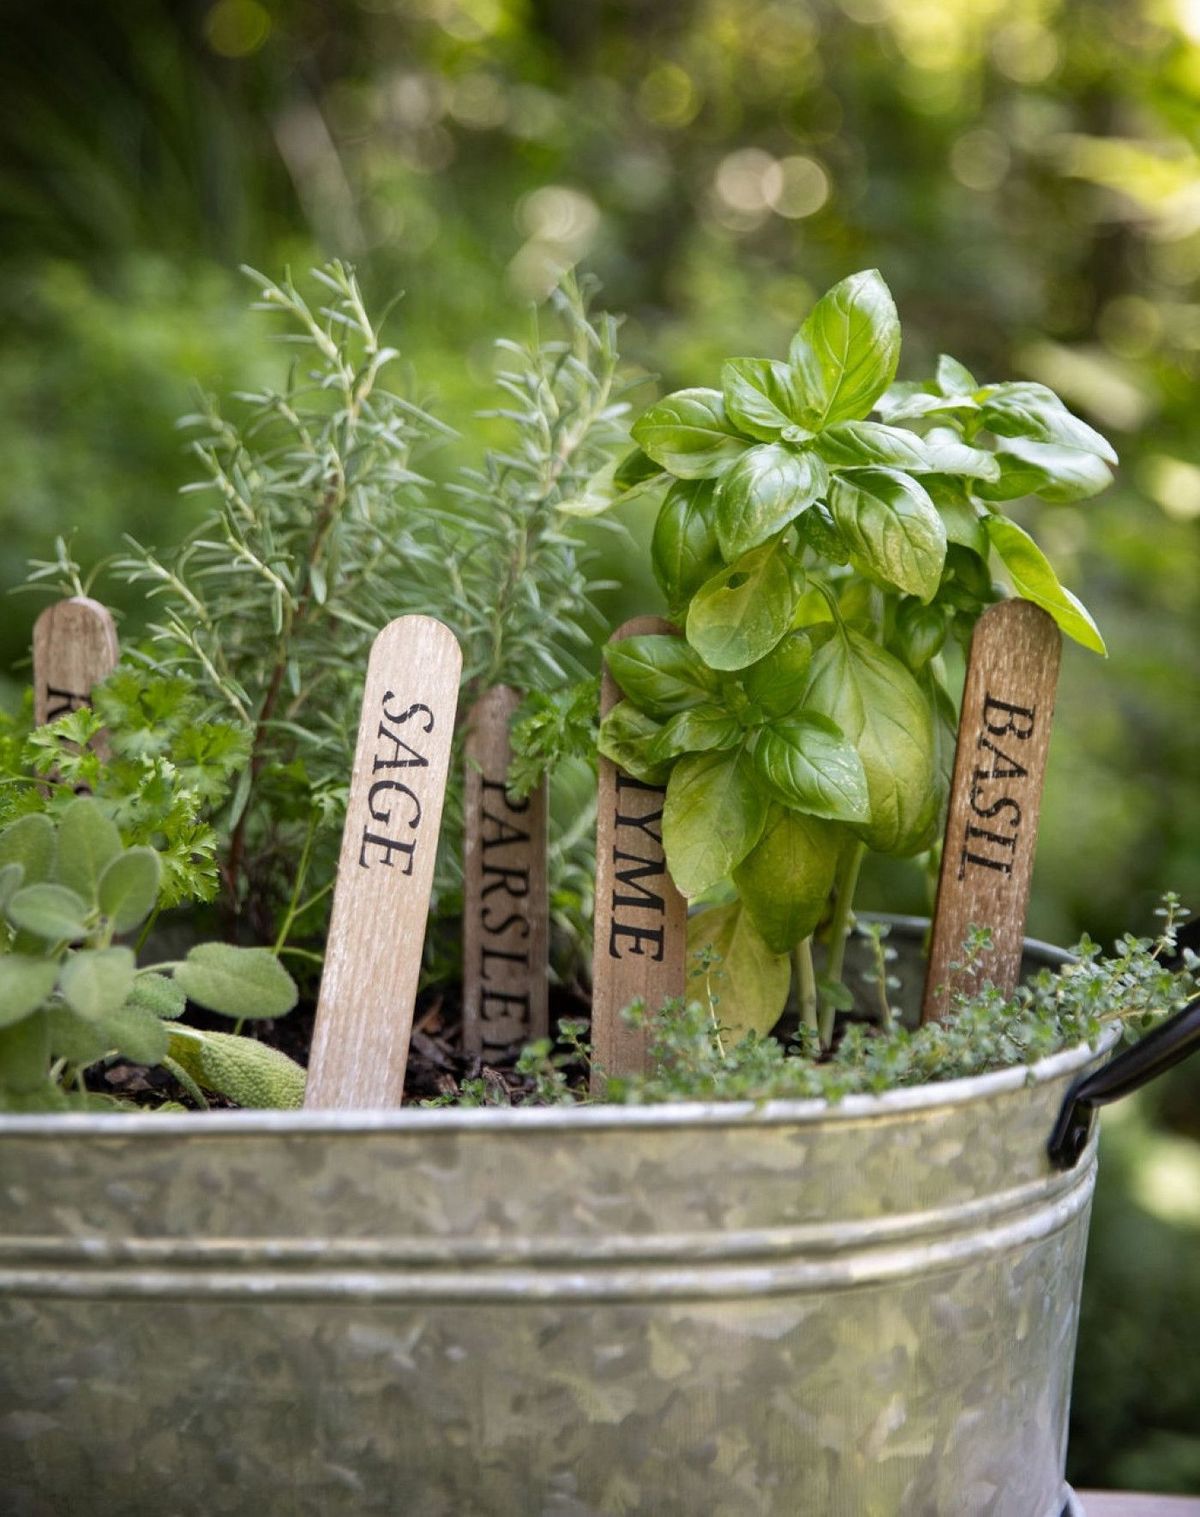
[794,936,818,1035]
[703,965,726,1059]
[819,840,867,1049]
[135,905,161,957]
[272,815,318,955]
[868,928,894,1033]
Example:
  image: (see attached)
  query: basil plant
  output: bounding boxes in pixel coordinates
[600,269,1116,1046]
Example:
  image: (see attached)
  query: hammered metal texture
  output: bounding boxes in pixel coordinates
[0,930,1104,1517]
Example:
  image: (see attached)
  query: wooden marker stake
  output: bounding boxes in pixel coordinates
[461,684,548,1059]
[305,616,462,1109]
[591,616,687,1093]
[922,600,1062,1023]
[32,596,119,732]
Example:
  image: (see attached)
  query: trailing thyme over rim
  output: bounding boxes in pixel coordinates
[430,897,1198,1107]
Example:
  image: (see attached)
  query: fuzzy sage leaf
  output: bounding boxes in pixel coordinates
[60,947,137,1021]
[56,798,123,904]
[0,957,59,1028]
[175,944,299,1020]
[97,847,162,934]
[6,883,91,942]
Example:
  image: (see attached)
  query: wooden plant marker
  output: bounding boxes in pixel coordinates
[591,615,687,1093]
[461,684,549,1059]
[305,616,462,1109]
[922,599,1062,1023]
[32,596,119,734]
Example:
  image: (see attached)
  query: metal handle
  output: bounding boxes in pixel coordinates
[1047,998,1200,1170]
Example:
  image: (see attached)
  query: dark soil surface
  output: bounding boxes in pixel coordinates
[98,983,595,1109]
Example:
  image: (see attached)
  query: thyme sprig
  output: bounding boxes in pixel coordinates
[442,897,1198,1106]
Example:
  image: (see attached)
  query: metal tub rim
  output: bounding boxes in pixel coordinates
[0,1029,1118,1139]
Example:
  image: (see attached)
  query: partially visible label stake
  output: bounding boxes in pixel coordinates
[922,599,1062,1023]
[461,684,548,1060]
[32,596,119,732]
[305,616,462,1108]
[591,616,686,1093]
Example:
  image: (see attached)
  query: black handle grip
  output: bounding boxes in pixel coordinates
[1047,998,1200,1170]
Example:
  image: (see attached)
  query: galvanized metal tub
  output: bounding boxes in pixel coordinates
[0,930,1106,1517]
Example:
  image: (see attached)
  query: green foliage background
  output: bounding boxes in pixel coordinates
[1,0,1198,1492]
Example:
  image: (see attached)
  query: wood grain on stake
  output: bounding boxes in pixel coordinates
[305,616,461,1109]
[461,684,548,1058]
[922,599,1062,1022]
[32,597,119,730]
[591,616,686,1092]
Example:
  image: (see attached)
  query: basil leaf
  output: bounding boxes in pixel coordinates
[909,434,1000,482]
[798,501,850,561]
[940,544,996,614]
[649,704,742,763]
[830,467,947,602]
[923,476,989,558]
[926,668,959,826]
[686,538,800,671]
[813,420,926,470]
[741,630,814,718]
[686,900,791,1042]
[874,388,978,425]
[603,634,718,718]
[733,807,843,953]
[662,749,768,897]
[597,702,673,786]
[714,443,828,560]
[752,713,871,823]
[56,797,122,904]
[721,358,811,441]
[558,457,619,518]
[984,516,1107,655]
[979,382,1118,464]
[976,436,1113,504]
[631,388,751,479]
[0,956,59,1028]
[803,629,941,856]
[614,447,664,490]
[60,947,137,1021]
[651,479,724,610]
[788,270,902,427]
[935,354,978,396]
[892,598,950,672]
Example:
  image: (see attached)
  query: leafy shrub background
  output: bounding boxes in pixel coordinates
[1,0,1198,1492]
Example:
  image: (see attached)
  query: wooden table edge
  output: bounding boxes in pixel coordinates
[1077,1490,1200,1515]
